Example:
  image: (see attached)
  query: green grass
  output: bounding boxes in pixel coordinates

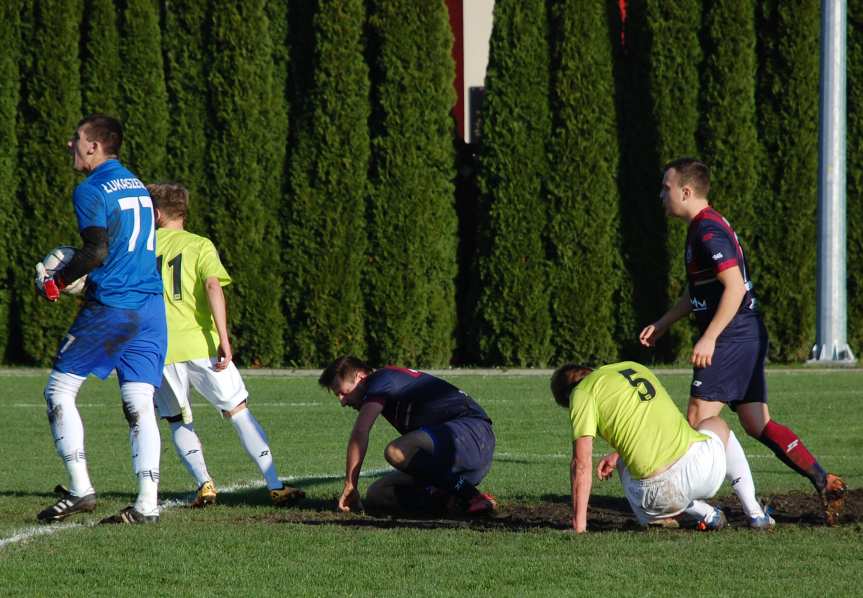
[1,369,861,596]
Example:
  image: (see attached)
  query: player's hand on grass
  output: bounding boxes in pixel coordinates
[34,263,60,302]
[596,453,619,480]
[638,322,665,347]
[691,335,716,369]
[338,486,363,513]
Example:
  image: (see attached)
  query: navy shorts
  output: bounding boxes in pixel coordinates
[53,294,167,387]
[421,417,495,485]
[690,331,768,411]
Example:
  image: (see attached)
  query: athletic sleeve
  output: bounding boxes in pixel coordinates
[570,386,597,440]
[197,238,232,287]
[72,184,106,230]
[699,221,739,274]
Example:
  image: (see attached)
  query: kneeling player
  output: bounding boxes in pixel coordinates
[552,361,775,533]
[319,356,496,515]
[149,183,304,508]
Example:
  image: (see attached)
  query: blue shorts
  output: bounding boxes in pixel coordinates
[53,294,167,387]
[421,417,495,485]
[690,330,768,411]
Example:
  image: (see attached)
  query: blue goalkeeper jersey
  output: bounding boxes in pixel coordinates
[73,159,163,309]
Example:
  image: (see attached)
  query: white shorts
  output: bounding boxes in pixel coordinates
[154,358,249,423]
[619,429,726,525]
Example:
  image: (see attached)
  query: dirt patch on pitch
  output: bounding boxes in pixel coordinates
[244,488,862,532]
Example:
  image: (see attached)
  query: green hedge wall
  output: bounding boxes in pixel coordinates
[283,0,370,366]
[207,0,285,367]
[162,0,210,234]
[473,0,553,367]
[755,0,820,361]
[120,0,168,181]
[16,0,82,365]
[0,1,21,361]
[0,0,859,367]
[546,0,621,365]
[645,0,703,362]
[848,0,863,353]
[81,0,121,116]
[364,0,457,367]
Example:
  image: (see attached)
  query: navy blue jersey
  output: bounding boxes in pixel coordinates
[685,207,761,340]
[362,367,491,434]
[73,159,163,309]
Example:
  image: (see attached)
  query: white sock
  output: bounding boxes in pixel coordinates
[229,408,281,490]
[121,382,160,515]
[169,421,211,487]
[683,499,716,521]
[725,430,765,518]
[44,370,93,497]
[135,471,160,517]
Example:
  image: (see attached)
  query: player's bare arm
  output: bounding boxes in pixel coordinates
[204,275,232,370]
[570,436,594,533]
[340,401,383,512]
[639,289,692,347]
[691,266,747,368]
[596,452,620,480]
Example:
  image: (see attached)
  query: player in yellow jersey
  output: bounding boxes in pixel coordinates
[551,361,774,532]
[148,183,304,508]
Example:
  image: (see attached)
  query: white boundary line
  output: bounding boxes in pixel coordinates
[0,467,393,550]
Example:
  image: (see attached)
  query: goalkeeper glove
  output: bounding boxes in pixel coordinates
[35,262,64,302]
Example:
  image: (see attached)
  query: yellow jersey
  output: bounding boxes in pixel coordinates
[156,229,231,364]
[569,361,707,479]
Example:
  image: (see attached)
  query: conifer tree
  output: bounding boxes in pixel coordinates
[699,0,760,248]
[755,0,820,360]
[364,0,457,366]
[0,1,21,361]
[283,0,370,366]
[547,0,621,364]
[120,0,168,180]
[16,0,82,364]
[644,0,703,362]
[81,0,121,116]
[162,0,210,233]
[208,0,285,366]
[473,0,552,366]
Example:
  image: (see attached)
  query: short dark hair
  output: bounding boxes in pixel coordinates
[148,183,189,223]
[78,113,123,156]
[663,157,710,198]
[550,364,593,408]
[318,355,372,390]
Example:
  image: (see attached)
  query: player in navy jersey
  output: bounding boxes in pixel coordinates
[34,114,167,525]
[639,157,846,525]
[319,356,497,516]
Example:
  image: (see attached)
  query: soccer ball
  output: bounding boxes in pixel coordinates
[40,245,87,295]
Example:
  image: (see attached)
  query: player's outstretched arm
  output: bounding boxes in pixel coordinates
[204,276,232,370]
[340,401,383,512]
[571,436,594,533]
[639,289,692,347]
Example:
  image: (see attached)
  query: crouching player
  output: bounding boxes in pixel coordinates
[319,356,497,515]
[552,361,775,533]
[148,183,304,508]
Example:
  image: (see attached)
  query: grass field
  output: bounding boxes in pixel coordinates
[1,368,861,597]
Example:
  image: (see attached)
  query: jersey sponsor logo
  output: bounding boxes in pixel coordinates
[690,297,708,311]
[100,177,146,194]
